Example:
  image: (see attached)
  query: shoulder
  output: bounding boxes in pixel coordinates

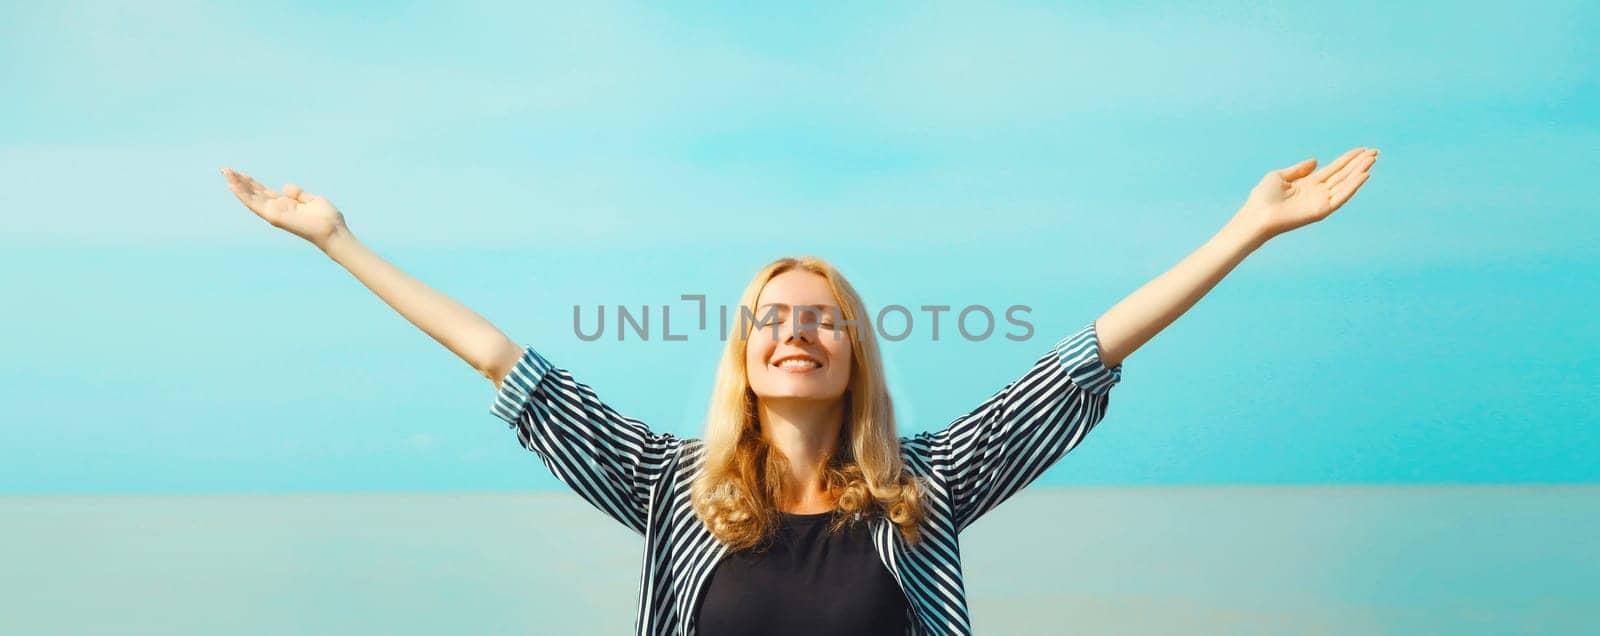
[896,435,937,478]
[671,437,710,475]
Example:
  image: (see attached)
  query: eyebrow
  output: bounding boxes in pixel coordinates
[755,303,840,312]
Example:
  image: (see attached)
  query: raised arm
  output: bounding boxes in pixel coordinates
[488,345,683,534]
[908,320,1121,533]
[910,147,1379,532]
[1095,147,1378,368]
[220,168,672,533]
[219,167,523,384]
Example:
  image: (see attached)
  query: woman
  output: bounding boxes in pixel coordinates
[219,147,1377,635]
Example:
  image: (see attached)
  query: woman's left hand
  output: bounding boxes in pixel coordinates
[1235,146,1378,241]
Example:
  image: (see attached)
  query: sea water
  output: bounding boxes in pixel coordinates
[3,485,1595,635]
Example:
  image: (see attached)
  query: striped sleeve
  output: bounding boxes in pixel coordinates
[490,345,680,535]
[913,319,1123,533]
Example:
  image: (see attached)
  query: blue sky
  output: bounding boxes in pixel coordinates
[2,1,1595,494]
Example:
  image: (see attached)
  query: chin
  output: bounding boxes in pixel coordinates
[760,389,841,402]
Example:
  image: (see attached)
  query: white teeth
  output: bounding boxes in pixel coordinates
[776,359,820,369]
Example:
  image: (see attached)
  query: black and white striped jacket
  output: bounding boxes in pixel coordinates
[490,319,1122,635]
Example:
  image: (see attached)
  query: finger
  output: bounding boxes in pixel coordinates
[1313,147,1366,183]
[221,169,256,202]
[283,183,305,202]
[229,170,275,196]
[223,169,282,214]
[221,168,246,192]
[1273,158,1317,181]
[246,174,280,198]
[1327,154,1376,191]
[224,177,272,218]
[239,174,281,207]
[225,180,257,209]
[1328,171,1370,211]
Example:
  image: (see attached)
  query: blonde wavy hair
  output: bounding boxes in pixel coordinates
[690,256,927,550]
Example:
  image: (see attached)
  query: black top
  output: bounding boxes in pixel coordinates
[694,510,910,635]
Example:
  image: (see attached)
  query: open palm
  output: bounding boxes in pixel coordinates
[1242,147,1378,239]
[221,167,346,248]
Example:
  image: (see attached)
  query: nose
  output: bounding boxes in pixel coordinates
[783,321,815,344]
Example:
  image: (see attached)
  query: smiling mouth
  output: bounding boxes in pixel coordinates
[771,356,823,372]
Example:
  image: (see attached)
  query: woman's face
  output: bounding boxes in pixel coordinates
[744,270,854,402]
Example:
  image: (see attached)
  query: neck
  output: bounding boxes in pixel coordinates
[756,397,845,512]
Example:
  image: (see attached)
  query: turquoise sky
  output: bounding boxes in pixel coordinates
[2,1,1595,495]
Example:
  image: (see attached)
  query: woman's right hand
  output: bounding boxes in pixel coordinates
[221,167,349,250]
